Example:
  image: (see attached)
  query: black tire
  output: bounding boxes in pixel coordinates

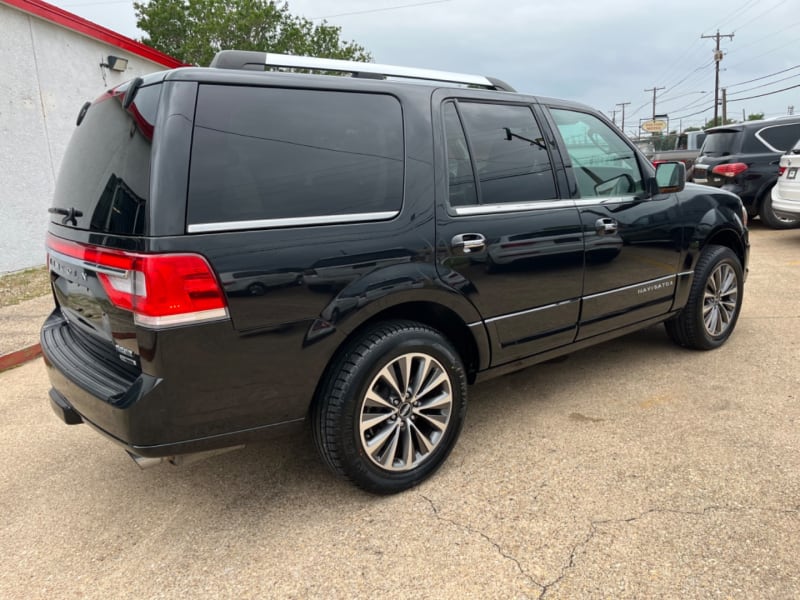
[665,245,743,350]
[312,320,467,494]
[759,186,800,229]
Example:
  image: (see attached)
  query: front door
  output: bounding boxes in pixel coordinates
[433,95,584,365]
[545,107,682,340]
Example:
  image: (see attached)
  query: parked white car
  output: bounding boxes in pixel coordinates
[772,138,800,219]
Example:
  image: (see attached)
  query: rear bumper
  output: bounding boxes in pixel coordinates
[41,310,305,457]
[771,186,800,218]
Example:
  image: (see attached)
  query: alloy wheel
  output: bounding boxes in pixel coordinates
[359,352,453,472]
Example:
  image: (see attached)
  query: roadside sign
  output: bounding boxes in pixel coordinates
[641,119,668,133]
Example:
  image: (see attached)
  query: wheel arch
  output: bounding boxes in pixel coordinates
[309,299,489,419]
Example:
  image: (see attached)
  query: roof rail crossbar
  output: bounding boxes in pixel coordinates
[209,50,516,92]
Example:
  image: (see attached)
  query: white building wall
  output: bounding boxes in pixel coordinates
[0,4,170,273]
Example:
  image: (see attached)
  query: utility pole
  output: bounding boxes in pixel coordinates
[644,87,664,121]
[701,30,734,126]
[616,101,630,134]
[722,88,727,124]
[609,108,618,126]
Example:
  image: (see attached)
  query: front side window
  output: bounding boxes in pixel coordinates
[550,108,644,199]
[188,86,404,227]
[442,101,557,207]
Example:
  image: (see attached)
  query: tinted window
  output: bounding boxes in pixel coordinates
[443,102,478,206]
[758,123,800,152]
[51,83,160,234]
[550,108,644,198]
[188,86,404,226]
[457,102,557,204]
[701,131,742,156]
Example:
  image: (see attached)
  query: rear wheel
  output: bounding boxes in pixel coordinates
[665,245,743,350]
[312,321,467,494]
[759,186,800,229]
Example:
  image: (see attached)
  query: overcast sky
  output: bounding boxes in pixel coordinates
[50,0,799,134]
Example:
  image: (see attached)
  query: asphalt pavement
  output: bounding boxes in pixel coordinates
[1,223,798,598]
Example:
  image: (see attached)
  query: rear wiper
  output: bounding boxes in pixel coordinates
[49,206,83,226]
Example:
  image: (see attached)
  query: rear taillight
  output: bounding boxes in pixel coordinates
[711,163,748,178]
[47,233,229,329]
[778,166,787,176]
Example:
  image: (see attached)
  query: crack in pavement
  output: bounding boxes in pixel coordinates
[420,497,800,600]
[538,504,800,599]
[420,494,544,594]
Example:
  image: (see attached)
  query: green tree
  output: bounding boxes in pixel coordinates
[747,112,765,121]
[134,0,371,66]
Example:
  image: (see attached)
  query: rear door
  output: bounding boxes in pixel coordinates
[433,92,584,365]
[543,106,682,339]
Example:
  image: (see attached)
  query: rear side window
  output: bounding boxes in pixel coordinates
[449,102,557,205]
[188,86,404,229]
[51,83,160,234]
[757,123,800,152]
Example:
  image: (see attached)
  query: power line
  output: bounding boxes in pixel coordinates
[727,82,800,102]
[727,72,800,96]
[727,64,800,88]
[310,0,452,20]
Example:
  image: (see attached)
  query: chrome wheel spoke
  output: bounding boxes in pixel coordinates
[410,421,434,454]
[360,410,394,434]
[416,370,448,401]
[377,364,405,399]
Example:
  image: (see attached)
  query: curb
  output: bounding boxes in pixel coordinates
[0,344,42,372]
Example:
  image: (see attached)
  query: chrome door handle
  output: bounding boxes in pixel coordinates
[451,233,486,253]
[595,218,618,235]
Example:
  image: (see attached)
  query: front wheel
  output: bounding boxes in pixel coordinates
[312,321,467,494]
[665,245,743,350]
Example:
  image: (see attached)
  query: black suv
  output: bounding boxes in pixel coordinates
[42,51,749,494]
[692,117,800,228]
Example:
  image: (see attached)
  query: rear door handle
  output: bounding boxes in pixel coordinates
[451,233,486,253]
[595,218,618,235]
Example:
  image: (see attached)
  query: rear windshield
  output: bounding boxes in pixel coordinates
[700,130,740,156]
[50,83,161,235]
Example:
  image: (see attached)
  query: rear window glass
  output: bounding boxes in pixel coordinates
[700,131,740,156]
[51,83,160,234]
[188,85,404,228]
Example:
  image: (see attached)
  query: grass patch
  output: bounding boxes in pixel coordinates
[0,266,51,308]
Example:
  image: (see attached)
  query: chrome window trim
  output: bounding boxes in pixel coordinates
[452,199,572,216]
[187,211,399,234]
[484,299,579,325]
[48,248,129,277]
[755,124,800,154]
[583,274,677,300]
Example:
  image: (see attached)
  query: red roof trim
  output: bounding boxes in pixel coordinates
[2,0,184,68]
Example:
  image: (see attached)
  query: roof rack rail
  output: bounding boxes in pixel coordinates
[209,50,516,92]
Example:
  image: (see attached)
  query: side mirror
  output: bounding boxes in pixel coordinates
[654,161,686,194]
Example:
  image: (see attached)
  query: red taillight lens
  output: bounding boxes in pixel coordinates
[778,166,787,176]
[47,233,228,328]
[711,162,748,178]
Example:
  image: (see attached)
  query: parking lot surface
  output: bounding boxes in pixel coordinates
[1,224,798,599]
